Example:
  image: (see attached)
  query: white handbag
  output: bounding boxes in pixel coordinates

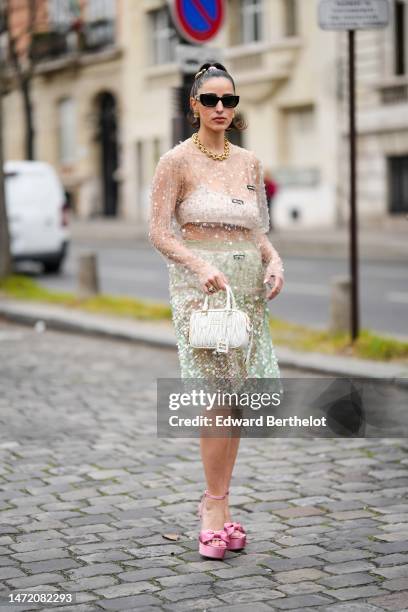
[188,284,254,367]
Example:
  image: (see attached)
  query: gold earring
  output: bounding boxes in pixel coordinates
[194,111,199,118]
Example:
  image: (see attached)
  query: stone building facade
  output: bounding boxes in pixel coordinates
[2,0,407,228]
[336,0,408,227]
[3,0,123,218]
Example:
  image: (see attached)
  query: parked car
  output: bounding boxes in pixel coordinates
[4,161,70,273]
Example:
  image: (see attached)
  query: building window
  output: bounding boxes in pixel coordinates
[86,0,115,22]
[0,2,7,60]
[58,97,76,164]
[284,0,298,37]
[48,0,79,32]
[149,7,182,65]
[281,105,316,167]
[394,0,406,75]
[240,0,263,44]
[388,155,408,213]
[48,0,115,50]
[0,2,7,34]
[84,0,116,50]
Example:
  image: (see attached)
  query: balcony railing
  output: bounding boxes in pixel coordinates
[30,31,69,61]
[83,18,114,51]
[29,19,115,62]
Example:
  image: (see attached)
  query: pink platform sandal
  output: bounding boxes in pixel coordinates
[198,490,230,559]
[223,489,247,550]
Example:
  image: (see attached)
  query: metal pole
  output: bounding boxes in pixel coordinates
[348,29,359,340]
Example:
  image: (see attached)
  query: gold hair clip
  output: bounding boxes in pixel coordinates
[194,68,207,80]
[194,65,220,80]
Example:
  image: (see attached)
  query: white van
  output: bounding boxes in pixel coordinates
[5,161,70,273]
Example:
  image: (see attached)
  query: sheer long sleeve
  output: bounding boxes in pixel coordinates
[148,152,208,275]
[253,155,271,235]
[250,155,284,278]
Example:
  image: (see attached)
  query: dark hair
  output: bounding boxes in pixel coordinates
[187,62,247,132]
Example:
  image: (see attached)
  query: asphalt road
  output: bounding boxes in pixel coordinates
[17,238,408,340]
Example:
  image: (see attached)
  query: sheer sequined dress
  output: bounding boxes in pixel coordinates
[148,137,284,382]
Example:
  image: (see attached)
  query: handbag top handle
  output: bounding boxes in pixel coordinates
[202,283,237,311]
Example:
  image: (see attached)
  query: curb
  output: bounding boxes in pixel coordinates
[0,298,407,385]
[0,299,175,350]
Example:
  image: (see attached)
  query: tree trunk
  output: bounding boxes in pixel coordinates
[8,3,36,162]
[22,75,34,160]
[0,69,12,279]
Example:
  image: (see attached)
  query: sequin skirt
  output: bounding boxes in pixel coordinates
[168,239,281,382]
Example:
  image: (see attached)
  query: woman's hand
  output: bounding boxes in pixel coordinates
[197,263,229,295]
[263,261,284,300]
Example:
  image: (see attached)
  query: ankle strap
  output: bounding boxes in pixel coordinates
[204,489,226,500]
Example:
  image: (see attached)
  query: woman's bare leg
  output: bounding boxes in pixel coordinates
[200,409,242,543]
[200,437,229,544]
[223,434,241,522]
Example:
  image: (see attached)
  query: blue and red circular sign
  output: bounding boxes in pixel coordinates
[169,0,225,44]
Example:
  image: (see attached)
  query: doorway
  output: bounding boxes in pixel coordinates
[96,92,119,216]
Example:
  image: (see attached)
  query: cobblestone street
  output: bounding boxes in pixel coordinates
[0,319,408,611]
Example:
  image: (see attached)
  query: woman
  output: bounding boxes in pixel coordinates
[149,62,284,560]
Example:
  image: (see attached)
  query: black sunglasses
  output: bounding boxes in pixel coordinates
[195,93,240,108]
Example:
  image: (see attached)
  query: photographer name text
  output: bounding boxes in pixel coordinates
[168,415,327,428]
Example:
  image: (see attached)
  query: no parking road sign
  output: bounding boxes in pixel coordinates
[169,0,225,44]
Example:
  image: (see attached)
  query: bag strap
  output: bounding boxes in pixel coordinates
[200,284,252,362]
[203,283,236,311]
[228,285,238,309]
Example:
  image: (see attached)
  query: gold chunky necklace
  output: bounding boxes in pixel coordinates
[192,132,230,161]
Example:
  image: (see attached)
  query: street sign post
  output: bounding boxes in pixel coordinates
[168,0,225,146]
[318,1,389,342]
[168,0,225,44]
[175,43,222,73]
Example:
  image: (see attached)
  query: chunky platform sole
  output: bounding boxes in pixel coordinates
[227,535,246,550]
[198,538,227,559]
[224,517,247,551]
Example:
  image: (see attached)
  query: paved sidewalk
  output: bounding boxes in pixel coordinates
[0,298,407,382]
[0,320,408,611]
